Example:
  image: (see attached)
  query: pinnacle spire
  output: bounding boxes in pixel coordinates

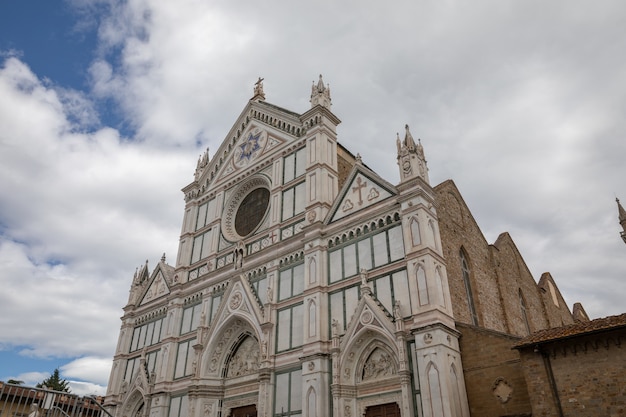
[617,198,626,223]
[617,198,626,244]
[310,74,331,109]
[396,124,429,184]
[316,74,326,92]
[404,124,416,149]
[194,147,210,180]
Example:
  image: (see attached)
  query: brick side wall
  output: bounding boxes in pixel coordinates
[516,348,560,417]
[519,330,626,417]
[435,181,507,332]
[538,273,576,328]
[435,180,575,338]
[457,323,532,417]
[490,235,550,337]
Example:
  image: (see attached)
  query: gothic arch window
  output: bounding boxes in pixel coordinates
[519,289,531,335]
[426,362,445,417]
[308,257,317,284]
[460,248,478,325]
[548,280,560,307]
[307,387,317,417]
[410,216,421,246]
[308,299,317,338]
[450,363,463,417]
[435,266,446,308]
[416,264,429,306]
[428,219,438,250]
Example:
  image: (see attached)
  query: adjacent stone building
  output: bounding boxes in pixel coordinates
[103,77,599,417]
[515,313,626,417]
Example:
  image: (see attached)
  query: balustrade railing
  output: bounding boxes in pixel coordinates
[0,382,111,417]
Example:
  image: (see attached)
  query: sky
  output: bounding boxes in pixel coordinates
[1,0,625,397]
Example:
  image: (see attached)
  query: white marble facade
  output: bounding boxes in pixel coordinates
[104,77,469,417]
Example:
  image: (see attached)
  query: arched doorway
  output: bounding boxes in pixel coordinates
[364,402,400,417]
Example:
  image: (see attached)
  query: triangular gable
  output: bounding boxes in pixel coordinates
[327,164,397,223]
[139,268,171,306]
[196,100,301,187]
[340,286,397,352]
[334,285,400,385]
[205,274,264,342]
[538,272,570,311]
[200,274,266,378]
[214,123,287,182]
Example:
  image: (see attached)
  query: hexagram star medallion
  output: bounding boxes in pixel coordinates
[234,131,264,167]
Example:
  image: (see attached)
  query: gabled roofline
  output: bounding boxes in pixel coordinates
[324,162,398,225]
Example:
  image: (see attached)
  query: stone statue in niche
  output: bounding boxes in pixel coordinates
[233,241,244,270]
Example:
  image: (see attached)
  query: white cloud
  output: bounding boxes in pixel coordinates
[62,357,112,386]
[0,57,193,366]
[8,372,49,387]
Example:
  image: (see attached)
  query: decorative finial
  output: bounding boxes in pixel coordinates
[161,253,166,263]
[397,123,429,184]
[356,153,362,164]
[252,77,265,100]
[316,74,325,92]
[617,197,626,222]
[310,74,332,109]
[616,198,626,245]
[404,124,416,149]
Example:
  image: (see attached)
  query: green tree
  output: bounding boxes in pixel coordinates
[36,368,71,392]
[7,379,24,385]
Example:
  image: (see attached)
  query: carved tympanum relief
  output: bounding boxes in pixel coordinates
[226,336,260,377]
[362,348,396,381]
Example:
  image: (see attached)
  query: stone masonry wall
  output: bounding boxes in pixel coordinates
[435,180,507,332]
[519,331,626,417]
[490,234,550,337]
[457,323,532,417]
[538,273,576,328]
[435,180,575,339]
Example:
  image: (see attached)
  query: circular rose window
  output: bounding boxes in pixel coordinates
[234,188,270,236]
[222,176,271,242]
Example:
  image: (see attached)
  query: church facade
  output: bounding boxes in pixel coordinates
[104,77,581,417]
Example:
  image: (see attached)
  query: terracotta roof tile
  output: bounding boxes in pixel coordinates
[514,313,626,348]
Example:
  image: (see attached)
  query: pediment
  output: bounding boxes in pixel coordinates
[214,124,287,182]
[194,101,303,190]
[139,268,170,306]
[200,275,266,378]
[335,285,400,385]
[339,286,396,353]
[327,164,397,223]
[206,275,264,342]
